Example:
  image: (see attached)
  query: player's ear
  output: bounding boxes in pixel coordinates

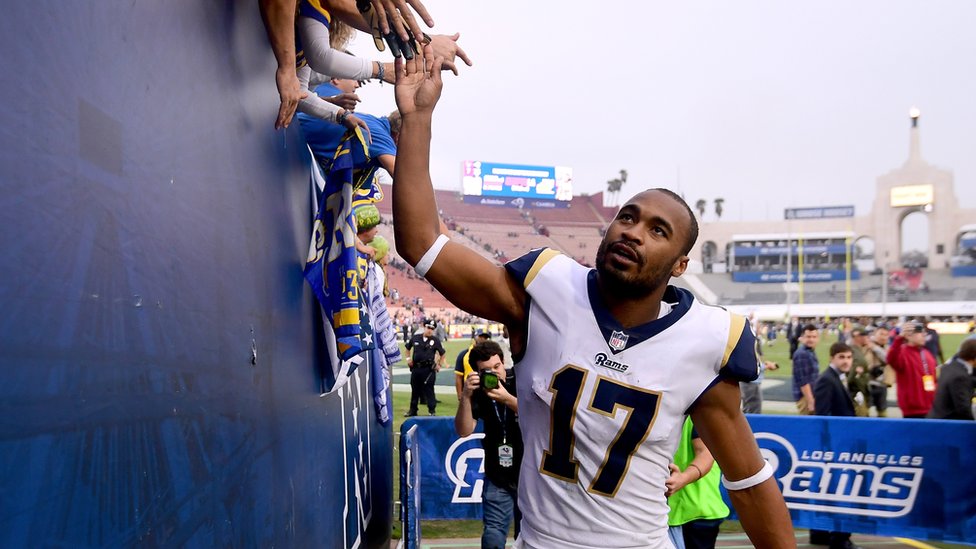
[671,255,689,277]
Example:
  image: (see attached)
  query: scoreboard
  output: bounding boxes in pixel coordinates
[461,161,573,208]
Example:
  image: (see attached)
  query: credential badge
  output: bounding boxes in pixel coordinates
[608,330,629,351]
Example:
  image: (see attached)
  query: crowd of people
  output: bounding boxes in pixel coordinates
[781,315,975,421]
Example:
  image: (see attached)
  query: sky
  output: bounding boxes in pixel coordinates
[346,0,976,248]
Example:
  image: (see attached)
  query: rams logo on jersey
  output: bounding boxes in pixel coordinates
[594,352,630,372]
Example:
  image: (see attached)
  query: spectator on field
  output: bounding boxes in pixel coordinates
[666,418,728,549]
[792,324,821,415]
[432,316,448,343]
[887,322,937,418]
[815,343,857,417]
[922,318,946,364]
[454,329,492,398]
[811,342,859,548]
[836,318,853,344]
[864,325,892,417]
[455,341,522,549]
[927,339,976,420]
[787,316,803,359]
[846,326,872,416]
[740,344,779,414]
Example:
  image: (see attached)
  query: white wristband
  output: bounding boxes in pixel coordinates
[721,461,773,491]
[414,234,450,278]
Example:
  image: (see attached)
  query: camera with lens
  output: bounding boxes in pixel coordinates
[480,369,499,390]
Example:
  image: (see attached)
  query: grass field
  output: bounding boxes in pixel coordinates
[390,333,973,541]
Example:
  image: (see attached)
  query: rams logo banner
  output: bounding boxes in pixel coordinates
[400,418,483,521]
[734,415,976,545]
[402,416,976,545]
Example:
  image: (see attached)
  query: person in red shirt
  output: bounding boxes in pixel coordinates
[886,322,938,418]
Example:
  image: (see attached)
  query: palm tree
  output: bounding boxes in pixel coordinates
[714,198,724,219]
[695,199,707,219]
[605,169,629,206]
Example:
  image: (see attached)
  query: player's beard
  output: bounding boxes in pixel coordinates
[595,239,676,298]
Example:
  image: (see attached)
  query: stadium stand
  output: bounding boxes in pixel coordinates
[373,185,975,312]
[372,185,619,307]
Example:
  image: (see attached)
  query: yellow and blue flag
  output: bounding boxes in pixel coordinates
[304,133,375,362]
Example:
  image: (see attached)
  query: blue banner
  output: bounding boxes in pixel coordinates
[399,416,976,545]
[401,418,484,520]
[951,265,976,277]
[400,424,423,549]
[733,244,850,257]
[732,270,861,283]
[738,415,976,545]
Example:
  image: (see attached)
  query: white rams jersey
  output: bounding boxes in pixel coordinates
[505,249,760,549]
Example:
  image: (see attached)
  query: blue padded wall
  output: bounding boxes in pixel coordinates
[0,2,392,547]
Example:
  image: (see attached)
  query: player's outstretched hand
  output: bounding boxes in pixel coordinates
[275,67,308,130]
[394,43,444,117]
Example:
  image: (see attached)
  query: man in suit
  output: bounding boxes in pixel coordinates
[812,342,861,549]
[816,342,857,417]
[927,338,976,420]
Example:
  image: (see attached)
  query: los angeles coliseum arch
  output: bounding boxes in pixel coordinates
[691,113,976,277]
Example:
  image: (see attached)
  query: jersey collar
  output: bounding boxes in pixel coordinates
[586,270,693,354]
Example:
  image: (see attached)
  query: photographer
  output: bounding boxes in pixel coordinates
[455,341,521,549]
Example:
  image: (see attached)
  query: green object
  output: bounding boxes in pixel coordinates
[355,203,381,232]
[667,418,730,526]
[480,370,499,390]
[370,234,389,261]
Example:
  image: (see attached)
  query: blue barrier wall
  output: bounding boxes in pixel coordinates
[732,270,862,283]
[400,424,423,549]
[0,3,391,547]
[401,416,976,545]
[952,265,976,277]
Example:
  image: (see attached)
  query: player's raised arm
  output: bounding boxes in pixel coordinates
[392,45,525,328]
[690,380,796,548]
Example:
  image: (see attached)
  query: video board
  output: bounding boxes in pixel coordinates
[461,161,573,205]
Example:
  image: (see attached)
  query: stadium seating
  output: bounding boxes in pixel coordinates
[371,185,976,310]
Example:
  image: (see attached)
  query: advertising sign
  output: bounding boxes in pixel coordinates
[462,161,573,207]
[890,184,934,207]
[784,206,855,220]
